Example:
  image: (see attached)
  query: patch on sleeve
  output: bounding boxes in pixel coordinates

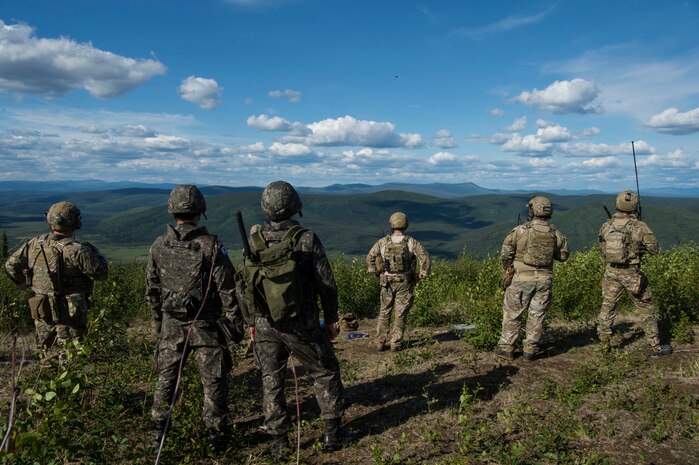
[219,246,228,256]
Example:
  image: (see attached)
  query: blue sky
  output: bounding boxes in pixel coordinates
[1,0,698,190]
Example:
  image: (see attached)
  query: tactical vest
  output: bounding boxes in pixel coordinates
[28,235,70,295]
[603,219,632,265]
[520,223,556,267]
[382,236,412,274]
[158,234,217,316]
[241,225,306,322]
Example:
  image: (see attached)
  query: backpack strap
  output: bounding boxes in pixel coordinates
[282,225,307,248]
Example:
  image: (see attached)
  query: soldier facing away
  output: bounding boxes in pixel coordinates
[597,190,671,356]
[495,196,569,362]
[145,185,244,453]
[4,201,108,350]
[240,180,352,458]
[366,212,431,352]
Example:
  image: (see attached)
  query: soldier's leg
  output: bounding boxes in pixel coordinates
[253,318,291,436]
[375,283,395,346]
[523,279,552,355]
[623,272,660,349]
[597,271,624,343]
[388,281,414,350]
[34,318,57,350]
[152,322,188,423]
[67,307,89,341]
[194,345,229,429]
[497,281,535,352]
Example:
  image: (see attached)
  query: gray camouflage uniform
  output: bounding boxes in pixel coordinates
[146,223,241,430]
[366,234,430,349]
[4,233,108,348]
[597,212,660,349]
[251,219,344,437]
[497,218,569,355]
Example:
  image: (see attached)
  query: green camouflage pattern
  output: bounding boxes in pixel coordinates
[597,212,661,349]
[4,233,108,348]
[527,196,552,218]
[497,278,552,354]
[167,185,207,215]
[146,223,241,429]
[502,219,569,273]
[261,181,303,221]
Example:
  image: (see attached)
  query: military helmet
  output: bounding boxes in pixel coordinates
[261,181,303,220]
[615,190,639,213]
[527,196,553,218]
[167,185,207,215]
[389,212,409,230]
[46,201,82,230]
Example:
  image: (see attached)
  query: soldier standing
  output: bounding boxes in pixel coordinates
[366,212,431,352]
[242,180,351,458]
[495,196,569,362]
[146,185,243,453]
[4,201,108,350]
[597,190,671,356]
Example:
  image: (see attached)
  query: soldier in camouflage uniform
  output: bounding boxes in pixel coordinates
[4,201,108,349]
[244,180,351,458]
[146,185,243,453]
[495,196,569,362]
[366,212,431,352]
[597,190,671,356]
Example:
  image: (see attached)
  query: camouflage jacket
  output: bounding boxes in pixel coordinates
[599,212,658,265]
[4,233,108,297]
[254,219,339,326]
[145,223,240,323]
[501,219,569,273]
[366,234,431,280]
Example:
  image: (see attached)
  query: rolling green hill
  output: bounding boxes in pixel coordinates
[2,188,698,261]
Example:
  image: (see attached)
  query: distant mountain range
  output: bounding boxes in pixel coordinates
[2,179,698,198]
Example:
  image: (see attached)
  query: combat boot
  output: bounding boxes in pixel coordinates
[649,345,673,357]
[153,419,168,448]
[323,418,356,452]
[522,351,537,362]
[266,434,289,460]
[494,348,515,361]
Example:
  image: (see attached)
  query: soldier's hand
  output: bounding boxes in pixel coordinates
[325,323,339,341]
[248,325,256,342]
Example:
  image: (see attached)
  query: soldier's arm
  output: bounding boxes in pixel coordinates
[412,239,431,279]
[366,240,382,274]
[312,234,339,325]
[500,228,518,270]
[598,223,608,256]
[144,246,163,323]
[554,231,570,262]
[4,241,30,286]
[212,244,242,321]
[73,242,109,281]
[639,222,659,256]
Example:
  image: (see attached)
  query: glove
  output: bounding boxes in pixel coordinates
[217,316,244,345]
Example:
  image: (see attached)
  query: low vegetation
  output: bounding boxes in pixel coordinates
[1,245,698,464]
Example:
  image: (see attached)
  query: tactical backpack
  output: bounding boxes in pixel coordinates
[241,225,307,322]
[382,236,412,273]
[521,223,556,267]
[603,219,632,265]
[158,233,217,316]
[26,235,68,320]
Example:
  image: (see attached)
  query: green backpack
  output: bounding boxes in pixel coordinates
[383,236,412,273]
[241,225,307,322]
[521,223,556,267]
[603,219,632,265]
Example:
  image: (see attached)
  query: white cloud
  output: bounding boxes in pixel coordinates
[269,142,313,157]
[581,156,619,168]
[536,124,572,143]
[178,76,222,110]
[428,151,457,164]
[0,20,166,98]
[557,140,655,157]
[304,115,423,148]
[247,114,293,131]
[115,125,157,138]
[434,129,458,148]
[268,88,302,103]
[639,150,696,168]
[501,134,552,155]
[488,107,505,117]
[581,127,601,137]
[452,4,556,38]
[513,78,602,114]
[645,107,699,135]
[504,116,526,132]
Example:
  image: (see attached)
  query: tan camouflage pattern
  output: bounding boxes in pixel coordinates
[146,223,241,429]
[598,212,660,349]
[497,218,568,354]
[4,233,108,348]
[366,234,431,348]
[248,219,343,437]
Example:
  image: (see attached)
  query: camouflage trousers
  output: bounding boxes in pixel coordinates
[152,316,230,430]
[376,276,414,348]
[597,265,659,349]
[34,310,88,350]
[497,275,552,354]
[253,316,344,437]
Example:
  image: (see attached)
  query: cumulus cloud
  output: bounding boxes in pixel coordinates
[304,115,423,148]
[581,127,601,137]
[428,151,457,164]
[178,77,222,110]
[501,134,553,155]
[639,150,696,168]
[0,20,166,98]
[269,142,313,157]
[115,125,157,138]
[513,79,602,114]
[536,124,572,143]
[581,156,619,168]
[504,116,527,131]
[488,107,505,117]
[434,129,457,148]
[247,114,294,131]
[557,140,655,157]
[268,88,302,103]
[645,107,699,135]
